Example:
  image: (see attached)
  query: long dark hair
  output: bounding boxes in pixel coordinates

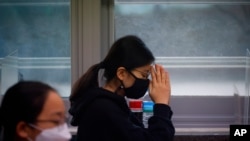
[0,81,56,141]
[70,35,155,102]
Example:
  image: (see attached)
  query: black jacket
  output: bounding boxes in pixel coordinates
[69,87,175,141]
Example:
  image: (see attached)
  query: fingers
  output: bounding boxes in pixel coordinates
[151,64,170,82]
[150,65,156,83]
[160,66,166,84]
[155,64,161,83]
[152,64,167,84]
[165,71,170,87]
[149,64,171,105]
[164,71,171,96]
[149,80,152,93]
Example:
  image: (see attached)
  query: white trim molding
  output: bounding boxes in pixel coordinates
[70,0,114,85]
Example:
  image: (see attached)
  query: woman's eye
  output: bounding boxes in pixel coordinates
[49,120,63,125]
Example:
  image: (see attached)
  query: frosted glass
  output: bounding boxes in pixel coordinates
[115,1,249,96]
[0,1,70,97]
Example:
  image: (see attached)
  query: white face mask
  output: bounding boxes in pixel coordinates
[28,123,72,141]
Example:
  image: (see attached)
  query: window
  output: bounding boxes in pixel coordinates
[0,0,70,97]
[1,0,249,134]
[115,0,250,132]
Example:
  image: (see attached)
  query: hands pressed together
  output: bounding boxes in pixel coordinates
[149,64,171,105]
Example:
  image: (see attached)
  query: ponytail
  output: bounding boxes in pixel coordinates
[70,62,102,102]
[70,35,155,102]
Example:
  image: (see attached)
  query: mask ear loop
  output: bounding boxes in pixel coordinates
[27,137,33,141]
[26,123,39,141]
[28,123,43,131]
[126,70,138,80]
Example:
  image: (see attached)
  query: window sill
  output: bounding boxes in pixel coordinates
[68,127,229,136]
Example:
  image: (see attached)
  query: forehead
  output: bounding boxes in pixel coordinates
[37,91,65,118]
[134,64,151,71]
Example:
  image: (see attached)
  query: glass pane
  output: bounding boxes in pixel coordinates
[245,49,250,124]
[115,0,250,96]
[0,0,70,97]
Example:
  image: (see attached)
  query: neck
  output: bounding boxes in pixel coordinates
[103,79,125,96]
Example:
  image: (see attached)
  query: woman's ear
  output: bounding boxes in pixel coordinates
[16,121,30,138]
[116,67,127,80]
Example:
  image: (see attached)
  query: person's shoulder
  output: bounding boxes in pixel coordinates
[80,87,110,100]
[85,87,128,112]
[85,87,112,95]
[91,95,119,109]
[90,92,127,111]
[89,97,129,120]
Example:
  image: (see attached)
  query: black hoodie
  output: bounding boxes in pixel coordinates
[69,87,175,141]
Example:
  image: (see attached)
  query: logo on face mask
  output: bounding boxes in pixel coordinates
[28,123,72,141]
[123,71,150,99]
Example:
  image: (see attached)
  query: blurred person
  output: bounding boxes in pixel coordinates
[69,35,175,141]
[0,81,72,141]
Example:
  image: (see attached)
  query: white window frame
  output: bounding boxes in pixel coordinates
[70,0,114,84]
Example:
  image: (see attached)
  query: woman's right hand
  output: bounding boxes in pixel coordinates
[149,64,171,105]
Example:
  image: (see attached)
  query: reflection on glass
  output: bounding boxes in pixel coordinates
[0,51,18,95]
[0,1,70,97]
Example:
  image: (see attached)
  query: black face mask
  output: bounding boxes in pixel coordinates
[123,71,150,99]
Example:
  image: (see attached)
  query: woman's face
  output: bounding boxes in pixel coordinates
[121,64,151,88]
[17,91,66,140]
[35,91,66,128]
